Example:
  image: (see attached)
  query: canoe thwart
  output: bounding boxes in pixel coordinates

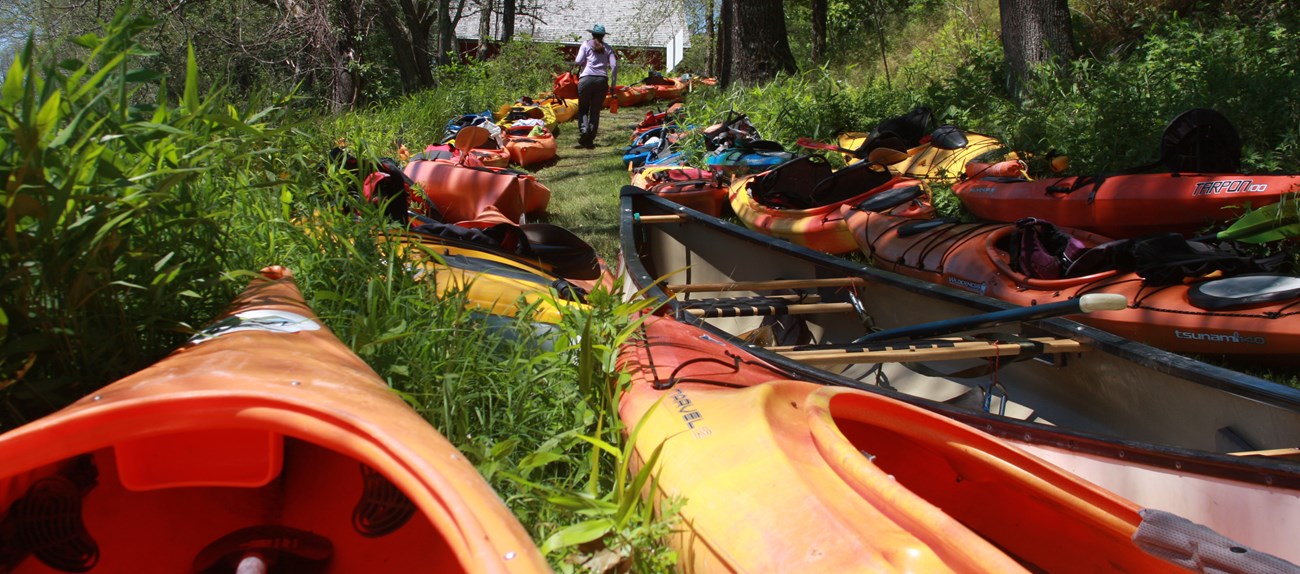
[1227,447,1300,459]
[635,214,686,224]
[773,336,1087,364]
[668,277,867,293]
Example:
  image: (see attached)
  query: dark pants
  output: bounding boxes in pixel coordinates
[577,75,608,145]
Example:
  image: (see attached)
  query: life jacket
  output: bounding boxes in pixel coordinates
[1008,218,1088,280]
[360,157,417,223]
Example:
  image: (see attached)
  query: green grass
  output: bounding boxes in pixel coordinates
[528,106,650,263]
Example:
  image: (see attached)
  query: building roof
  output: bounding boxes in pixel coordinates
[456,0,690,49]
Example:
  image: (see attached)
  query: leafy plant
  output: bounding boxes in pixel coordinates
[0,8,286,426]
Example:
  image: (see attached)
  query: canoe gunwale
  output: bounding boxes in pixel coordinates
[619,191,1300,489]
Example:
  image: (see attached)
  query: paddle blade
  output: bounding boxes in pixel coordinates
[1216,196,1300,244]
[795,137,840,152]
[454,125,490,152]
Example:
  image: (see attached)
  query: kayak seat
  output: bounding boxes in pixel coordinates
[809,160,896,207]
[752,156,834,208]
[115,428,284,491]
[1064,239,1131,278]
[1188,274,1300,310]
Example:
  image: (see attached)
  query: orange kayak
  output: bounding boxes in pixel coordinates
[504,125,557,167]
[841,206,1300,363]
[646,77,686,101]
[605,85,651,109]
[0,267,546,573]
[629,165,728,217]
[620,314,1209,573]
[728,156,931,253]
[404,159,550,226]
[952,161,1300,237]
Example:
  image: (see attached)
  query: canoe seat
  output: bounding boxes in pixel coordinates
[115,429,284,491]
[680,296,853,319]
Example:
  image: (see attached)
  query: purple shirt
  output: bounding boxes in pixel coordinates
[575,39,617,86]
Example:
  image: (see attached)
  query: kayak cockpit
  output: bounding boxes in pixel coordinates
[0,434,457,573]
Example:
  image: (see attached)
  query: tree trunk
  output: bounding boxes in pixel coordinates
[476,0,492,59]
[999,0,1075,97]
[436,0,469,65]
[729,0,797,85]
[378,7,418,92]
[502,0,514,42]
[704,0,714,76]
[715,0,732,87]
[811,0,827,64]
[329,0,361,110]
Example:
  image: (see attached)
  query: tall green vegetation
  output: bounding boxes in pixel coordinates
[2,8,679,570]
[681,2,1299,176]
[0,10,287,424]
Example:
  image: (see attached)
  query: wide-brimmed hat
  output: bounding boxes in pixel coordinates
[589,24,606,35]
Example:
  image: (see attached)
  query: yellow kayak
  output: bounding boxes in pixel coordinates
[381,226,610,324]
[838,130,1007,182]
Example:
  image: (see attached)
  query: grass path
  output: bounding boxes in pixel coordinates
[527,106,648,262]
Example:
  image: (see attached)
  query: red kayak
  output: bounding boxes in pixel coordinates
[404,159,550,227]
[629,165,728,217]
[841,205,1300,363]
[503,125,557,167]
[953,161,1300,237]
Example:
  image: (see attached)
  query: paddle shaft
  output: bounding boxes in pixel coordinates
[854,294,1124,343]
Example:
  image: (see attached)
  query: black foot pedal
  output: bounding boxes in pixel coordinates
[3,475,99,572]
[352,464,415,537]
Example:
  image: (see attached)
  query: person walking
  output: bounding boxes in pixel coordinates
[574,24,617,149]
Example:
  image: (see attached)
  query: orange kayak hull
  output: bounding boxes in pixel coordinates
[952,169,1300,237]
[842,207,1300,363]
[729,174,931,254]
[405,159,550,225]
[0,268,545,573]
[619,315,1183,573]
[504,126,557,167]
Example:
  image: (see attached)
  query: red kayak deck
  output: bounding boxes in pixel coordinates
[953,165,1300,237]
[841,206,1300,363]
